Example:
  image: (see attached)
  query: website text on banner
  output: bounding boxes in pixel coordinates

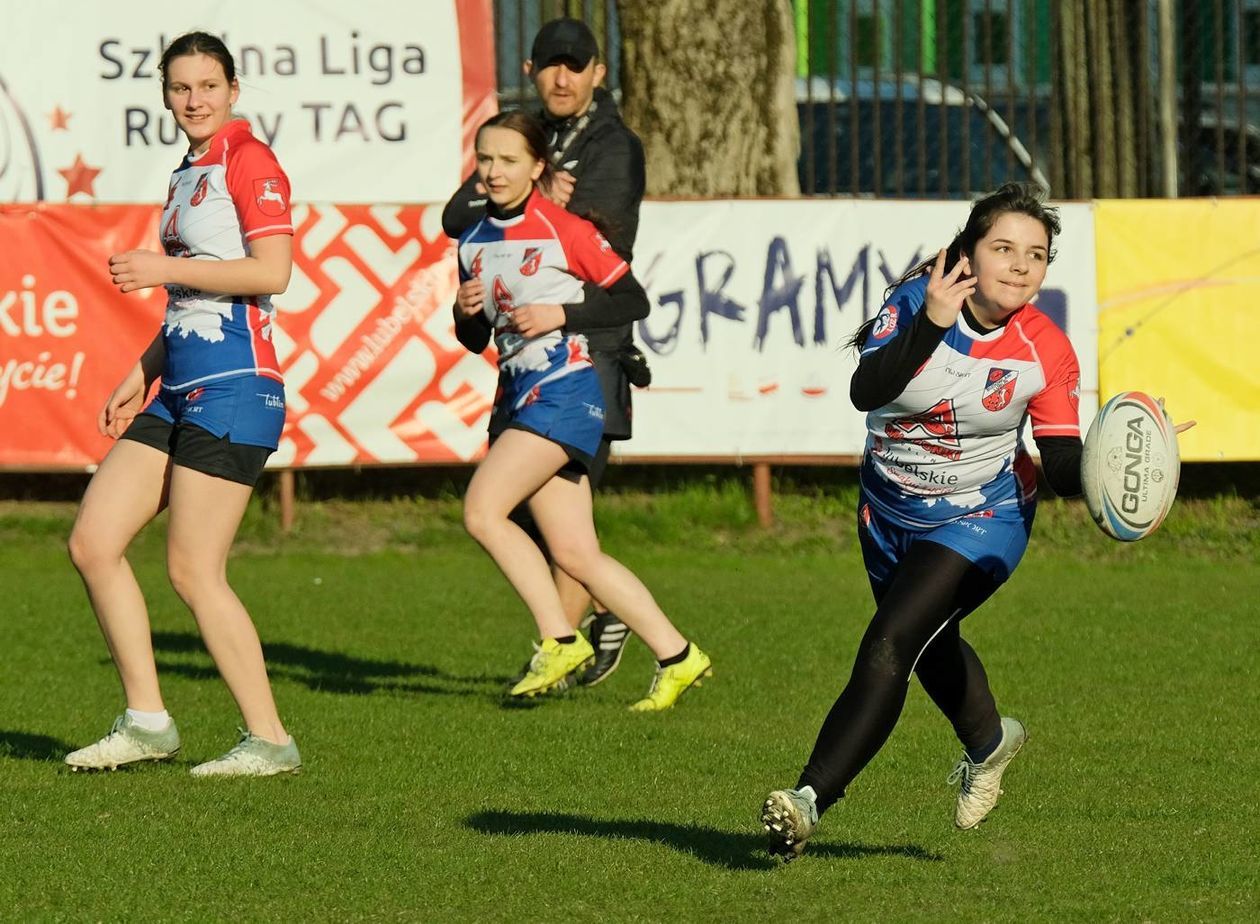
[1095,200,1258,462]
[0,0,495,204]
[622,199,1099,459]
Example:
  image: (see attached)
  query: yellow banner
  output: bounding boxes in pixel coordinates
[1095,200,1260,461]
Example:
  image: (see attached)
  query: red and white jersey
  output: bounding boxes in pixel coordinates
[457,190,629,376]
[862,274,1081,525]
[159,119,293,392]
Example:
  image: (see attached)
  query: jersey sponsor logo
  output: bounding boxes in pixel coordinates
[190,174,209,207]
[469,248,484,278]
[520,247,542,276]
[161,207,190,258]
[491,275,514,314]
[253,178,287,216]
[981,367,1018,411]
[884,398,962,460]
[872,304,898,340]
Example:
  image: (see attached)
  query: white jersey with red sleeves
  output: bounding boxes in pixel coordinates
[159,119,293,393]
[457,190,629,376]
[861,274,1081,526]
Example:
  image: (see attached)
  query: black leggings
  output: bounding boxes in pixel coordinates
[797,540,1005,813]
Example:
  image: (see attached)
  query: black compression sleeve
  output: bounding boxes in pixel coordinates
[453,306,492,354]
[562,273,649,332]
[850,311,952,411]
[1034,435,1084,497]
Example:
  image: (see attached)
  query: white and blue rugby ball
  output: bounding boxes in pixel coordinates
[1081,391,1180,541]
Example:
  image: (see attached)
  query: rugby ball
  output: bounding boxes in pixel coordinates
[1081,391,1180,541]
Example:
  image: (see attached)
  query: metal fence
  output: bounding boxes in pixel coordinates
[494,0,1260,199]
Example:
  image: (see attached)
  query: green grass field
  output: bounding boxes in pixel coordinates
[1,480,1257,922]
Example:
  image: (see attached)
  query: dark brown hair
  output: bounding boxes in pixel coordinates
[159,31,236,88]
[850,182,1061,349]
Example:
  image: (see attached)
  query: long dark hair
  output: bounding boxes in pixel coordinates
[475,110,556,188]
[849,182,1061,349]
[159,31,236,88]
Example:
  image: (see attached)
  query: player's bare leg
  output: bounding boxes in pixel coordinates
[67,439,173,712]
[164,465,288,746]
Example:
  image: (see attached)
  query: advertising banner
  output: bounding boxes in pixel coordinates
[624,199,1100,459]
[0,0,495,204]
[1095,199,1259,462]
[0,205,163,468]
[2,199,1100,470]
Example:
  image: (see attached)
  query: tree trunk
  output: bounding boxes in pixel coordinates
[615,0,799,196]
[1055,0,1144,197]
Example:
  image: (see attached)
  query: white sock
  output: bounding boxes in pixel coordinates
[125,708,171,731]
[797,785,819,805]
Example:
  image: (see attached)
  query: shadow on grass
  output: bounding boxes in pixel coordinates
[145,630,512,698]
[465,810,943,871]
[0,730,74,761]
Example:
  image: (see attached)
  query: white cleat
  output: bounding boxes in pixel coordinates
[949,716,1028,830]
[64,715,180,771]
[761,787,819,862]
[190,730,301,778]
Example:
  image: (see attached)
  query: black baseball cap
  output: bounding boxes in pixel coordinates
[530,18,599,69]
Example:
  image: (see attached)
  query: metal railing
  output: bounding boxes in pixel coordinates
[494,0,1260,198]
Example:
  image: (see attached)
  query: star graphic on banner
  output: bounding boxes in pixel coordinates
[47,105,72,131]
[58,154,103,199]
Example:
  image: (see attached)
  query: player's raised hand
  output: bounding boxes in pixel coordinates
[923,248,976,328]
[1157,397,1197,435]
[511,303,565,338]
[97,364,147,439]
[455,279,485,318]
[109,249,171,293]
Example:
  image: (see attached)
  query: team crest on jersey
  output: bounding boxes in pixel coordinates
[190,174,209,207]
[253,178,287,216]
[981,367,1018,411]
[520,247,542,276]
[469,248,484,277]
[872,304,898,340]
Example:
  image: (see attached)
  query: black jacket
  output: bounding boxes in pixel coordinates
[443,88,647,439]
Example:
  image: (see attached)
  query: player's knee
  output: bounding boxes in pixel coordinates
[462,501,499,544]
[548,541,599,582]
[67,525,114,575]
[165,552,213,604]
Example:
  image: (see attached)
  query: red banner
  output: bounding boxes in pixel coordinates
[1,205,163,468]
[0,204,498,470]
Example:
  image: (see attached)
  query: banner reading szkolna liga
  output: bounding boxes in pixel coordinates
[621,199,1099,459]
[1095,199,1258,462]
[0,0,495,204]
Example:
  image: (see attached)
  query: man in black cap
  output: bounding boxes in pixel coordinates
[443,17,648,690]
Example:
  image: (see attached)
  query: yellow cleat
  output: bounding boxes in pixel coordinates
[629,644,712,712]
[509,635,595,698]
